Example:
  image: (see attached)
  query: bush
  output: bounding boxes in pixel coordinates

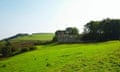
[21,46,36,52]
[21,47,30,52]
[29,46,36,50]
[0,40,37,57]
[1,45,12,57]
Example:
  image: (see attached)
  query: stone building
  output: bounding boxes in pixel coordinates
[55,28,80,43]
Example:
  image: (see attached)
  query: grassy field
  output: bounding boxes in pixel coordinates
[11,33,54,41]
[0,41,120,72]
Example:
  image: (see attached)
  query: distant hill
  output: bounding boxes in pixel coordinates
[3,33,29,41]
[10,33,54,41]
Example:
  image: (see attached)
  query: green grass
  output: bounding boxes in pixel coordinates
[0,41,120,72]
[12,33,54,41]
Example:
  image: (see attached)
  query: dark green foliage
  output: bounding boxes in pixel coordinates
[55,27,79,36]
[21,46,36,53]
[52,36,57,42]
[1,45,12,57]
[21,47,29,52]
[82,18,120,41]
[29,46,36,50]
[0,40,37,57]
[66,27,79,35]
[1,41,12,57]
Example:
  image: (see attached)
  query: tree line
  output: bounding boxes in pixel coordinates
[82,18,120,41]
[54,18,120,42]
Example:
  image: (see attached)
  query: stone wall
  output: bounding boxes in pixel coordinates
[56,35,81,43]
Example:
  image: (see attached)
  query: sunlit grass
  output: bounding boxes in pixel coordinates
[12,33,54,41]
[0,41,120,72]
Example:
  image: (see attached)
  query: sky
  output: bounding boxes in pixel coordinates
[1,0,120,40]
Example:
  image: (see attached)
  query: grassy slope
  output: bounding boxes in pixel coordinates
[0,41,120,72]
[12,33,54,41]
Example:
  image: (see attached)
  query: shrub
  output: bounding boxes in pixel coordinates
[1,45,12,57]
[0,40,38,57]
[21,47,30,52]
[29,46,36,50]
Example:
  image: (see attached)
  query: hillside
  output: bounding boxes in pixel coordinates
[0,33,54,57]
[11,33,54,41]
[0,41,120,72]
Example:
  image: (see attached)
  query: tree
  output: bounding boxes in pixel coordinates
[1,45,12,57]
[82,21,100,40]
[82,18,120,41]
[99,18,120,40]
[66,27,79,35]
[1,41,12,57]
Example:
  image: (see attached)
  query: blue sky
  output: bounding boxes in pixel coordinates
[1,0,120,39]
[0,0,65,39]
